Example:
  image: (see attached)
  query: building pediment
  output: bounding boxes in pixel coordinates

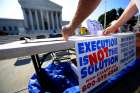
[19,0,62,11]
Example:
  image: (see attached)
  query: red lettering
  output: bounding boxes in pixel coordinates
[91,80,96,86]
[88,47,109,65]
[88,53,98,65]
[82,85,87,92]
[97,49,104,62]
[82,79,96,92]
[87,83,91,89]
[103,47,109,57]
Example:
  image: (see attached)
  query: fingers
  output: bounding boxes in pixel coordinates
[62,30,68,41]
[103,30,107,35]
[63,34,68,41]
[61,26,70,41]
[61,25,75,41]
[103,26,116,35]
[103,30,110,35]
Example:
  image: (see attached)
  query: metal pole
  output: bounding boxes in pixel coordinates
[138,15,140,32]
[104,0,107,29]
[31,55,46,92]
[31,55,40,75]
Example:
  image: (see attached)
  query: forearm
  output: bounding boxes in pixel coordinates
[69,0,101,31]
[114,0,138,28]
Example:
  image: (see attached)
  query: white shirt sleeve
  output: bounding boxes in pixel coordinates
[134,0,140,12]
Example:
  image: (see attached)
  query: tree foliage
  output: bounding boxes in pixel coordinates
[117,8,124,16]
[98,8,137,29]
[98,8,118,27]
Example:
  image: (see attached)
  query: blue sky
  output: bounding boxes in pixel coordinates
[0,0,130,22]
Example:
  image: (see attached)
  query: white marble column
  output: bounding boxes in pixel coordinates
[35,10,40,30]
[22,9,28,29]
[46,10,50,33]
[40,10,45,30]
[51,11,55,32]
[60,12,62,28]
[29,9,34,30]
[57,12,62,30]
[56,11,59,31]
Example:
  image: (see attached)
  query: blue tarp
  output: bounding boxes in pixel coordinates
[28,62,79,93]
[28,58,140,93]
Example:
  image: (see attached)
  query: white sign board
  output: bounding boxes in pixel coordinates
[113,33,136,69]
[75,33,136,93]
[75,37,120,93]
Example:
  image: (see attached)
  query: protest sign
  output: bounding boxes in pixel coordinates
[75,36,120,93]
[113,33,136,69]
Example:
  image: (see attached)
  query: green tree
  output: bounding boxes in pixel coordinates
[98,8,137,30]
[127,16,137,30]
[98,8,118,28]
[117,8,124,16]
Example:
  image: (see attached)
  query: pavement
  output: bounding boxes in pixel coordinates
[0,57,34,93]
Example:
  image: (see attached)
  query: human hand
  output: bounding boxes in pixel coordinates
[61,25,75,41]
[103,25,119,35]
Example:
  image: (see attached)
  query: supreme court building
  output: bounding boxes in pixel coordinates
[19,0,62,37]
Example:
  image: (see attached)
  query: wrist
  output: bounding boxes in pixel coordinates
[111,21,120,31]
[69,22,78,32]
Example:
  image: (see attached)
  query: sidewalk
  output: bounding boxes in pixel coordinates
[0,57,34,93]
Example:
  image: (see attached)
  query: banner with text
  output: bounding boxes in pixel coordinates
[75,37,120,93]
[113,33,136,69]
